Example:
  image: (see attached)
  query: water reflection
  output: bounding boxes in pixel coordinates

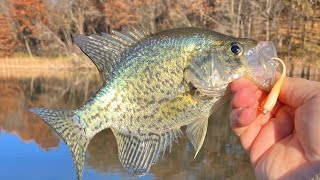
[0,79,58,149]
[0,69,255,179]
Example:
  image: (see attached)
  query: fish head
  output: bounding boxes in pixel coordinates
[185,36,278,96]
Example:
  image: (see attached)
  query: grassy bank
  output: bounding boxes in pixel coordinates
[0,56,98,79]
[0,56,95,70]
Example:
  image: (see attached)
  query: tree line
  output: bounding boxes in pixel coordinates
[0,0,319,60]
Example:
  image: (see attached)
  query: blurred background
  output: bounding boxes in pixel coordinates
[0,1,319,180]
[0,0,319,70]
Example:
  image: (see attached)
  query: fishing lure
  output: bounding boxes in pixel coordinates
[260,57,286,114]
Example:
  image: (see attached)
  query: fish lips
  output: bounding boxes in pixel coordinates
[245,41,279,91]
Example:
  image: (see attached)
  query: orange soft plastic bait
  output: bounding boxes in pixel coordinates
[260,57,286,115]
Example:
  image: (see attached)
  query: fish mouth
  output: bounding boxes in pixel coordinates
[261,78,274,90]
[245,41,278,91]
[191,86,226,97]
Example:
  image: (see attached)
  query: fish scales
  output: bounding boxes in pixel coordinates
[29,27,277,180]
[80,30,216,134]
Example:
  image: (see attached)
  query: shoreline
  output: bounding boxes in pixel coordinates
[0,57,319,81]
[0,57,95,70]
[0,57,98,79]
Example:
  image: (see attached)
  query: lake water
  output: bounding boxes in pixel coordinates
[0,69,255,180]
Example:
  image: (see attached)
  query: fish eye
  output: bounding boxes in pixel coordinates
[230,43,243,56]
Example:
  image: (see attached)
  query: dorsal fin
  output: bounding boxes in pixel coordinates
[73,26,150,81]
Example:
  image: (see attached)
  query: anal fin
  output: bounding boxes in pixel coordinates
[112,128,182,176]
[186,117,208,158]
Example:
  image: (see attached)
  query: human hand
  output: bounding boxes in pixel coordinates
[230,77,320,180]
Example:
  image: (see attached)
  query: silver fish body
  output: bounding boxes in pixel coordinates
[29,27,278,180]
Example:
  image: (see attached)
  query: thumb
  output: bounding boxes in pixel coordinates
[278,77,320,108]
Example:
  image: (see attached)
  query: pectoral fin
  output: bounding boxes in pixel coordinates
[186,117,208,158]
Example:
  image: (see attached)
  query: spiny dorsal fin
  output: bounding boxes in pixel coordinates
[112,128,182,176]
[186,117,208,158]
[74,26,150,81]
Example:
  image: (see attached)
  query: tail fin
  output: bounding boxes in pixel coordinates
[29,108,89,180]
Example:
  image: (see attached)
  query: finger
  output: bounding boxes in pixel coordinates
[231,81,283,114]
[279,77,320,108]
[249,105,295,165]
[239,120,263,152]
[232,87,258,108]
[268,100,284,116]
[230,106,272,152]
[230,107,257,135]
[230,77,257,93]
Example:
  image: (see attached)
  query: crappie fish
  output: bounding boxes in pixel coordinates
[29,27,278,180]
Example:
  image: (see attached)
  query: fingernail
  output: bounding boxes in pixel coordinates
[230,108,243,127]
